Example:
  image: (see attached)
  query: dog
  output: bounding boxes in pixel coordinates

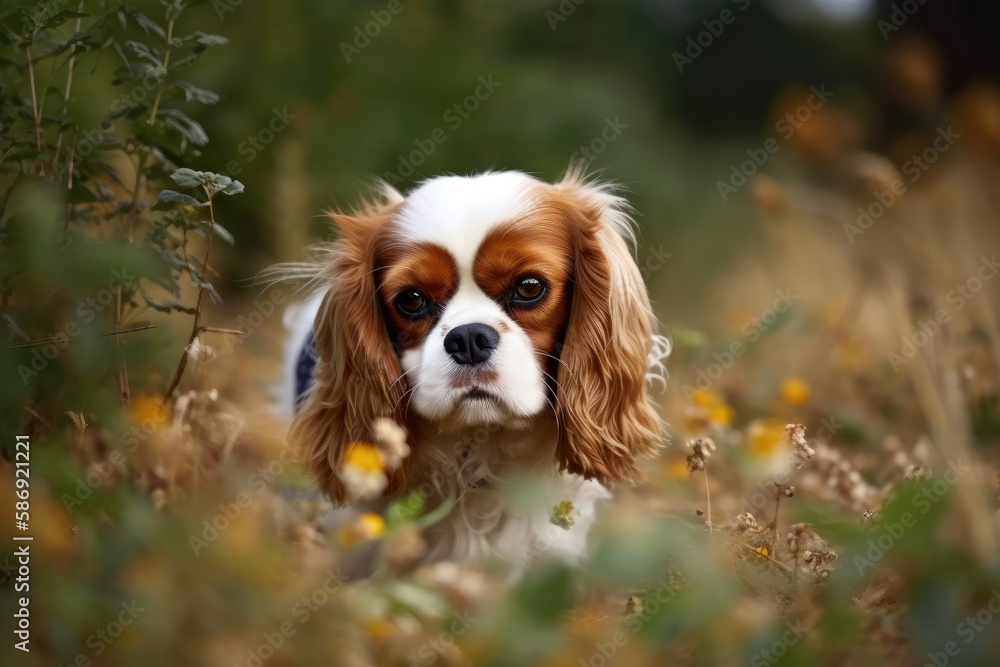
[276,168,668,570]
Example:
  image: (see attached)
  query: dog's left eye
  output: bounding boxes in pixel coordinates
[395,289,430,319]
[510,276,546,306]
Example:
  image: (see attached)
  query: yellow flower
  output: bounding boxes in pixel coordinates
[341,444,387,501]
[129,394,171,430]
[707,404,734,427]
[365,617,394,643]
[664,458,690,480]
[747,419,787,458]
[337,512,386,548]
[344,443,385,472]
[780,377,810,405]
[691,388,720,408]
[688,389,734,427]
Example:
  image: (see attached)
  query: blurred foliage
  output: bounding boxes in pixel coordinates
[2,1,1000,667]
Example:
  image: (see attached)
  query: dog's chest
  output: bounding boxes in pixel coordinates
[408,424,611,568]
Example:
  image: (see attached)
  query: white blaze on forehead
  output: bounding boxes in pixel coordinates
[395,171,540,273]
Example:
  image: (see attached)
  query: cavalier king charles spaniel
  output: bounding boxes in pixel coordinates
[277,168,668,571]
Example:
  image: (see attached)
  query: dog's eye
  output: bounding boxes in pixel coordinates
[395,289,430,318]
[510,276,546,306]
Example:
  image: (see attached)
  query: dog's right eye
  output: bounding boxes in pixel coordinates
[395,289,430,319]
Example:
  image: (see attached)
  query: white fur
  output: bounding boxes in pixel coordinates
[340,420,611,575]
[397,172,550,430]
[394,171,539,263]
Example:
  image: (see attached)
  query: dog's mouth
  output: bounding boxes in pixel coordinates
[458,387,499,403]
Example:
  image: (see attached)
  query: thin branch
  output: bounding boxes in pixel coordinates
[63,128,78,239]
[200,326,245,335]
[8,325,156,348]
[51,4,85,179]
[115,285,130,407]
[703,468,713,532]
[164,189,218,399]
[23,405,53,430]
[733,541,793,572]
[147,17,175,125]
[23,39,44,175]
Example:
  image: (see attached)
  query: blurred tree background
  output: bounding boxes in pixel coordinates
[79,0,995,324]
[3,1,1000,666]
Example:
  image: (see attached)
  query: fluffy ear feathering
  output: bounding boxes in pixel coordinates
[270,170,669,506]
[548,174,666,484]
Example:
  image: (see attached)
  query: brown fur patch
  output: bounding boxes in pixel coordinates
[378,242,459,351]
[473,215,574,366]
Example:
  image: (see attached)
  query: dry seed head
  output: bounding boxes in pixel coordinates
[736,513,759,532]
[786,423,815,469]
[372,417,410,470]
[186,337,215,363]
[686,437,716,473]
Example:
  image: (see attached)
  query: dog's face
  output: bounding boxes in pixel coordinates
[381,172,572,430]
[291,170,666,503]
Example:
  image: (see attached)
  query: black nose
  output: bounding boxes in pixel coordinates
[444,323,499,365]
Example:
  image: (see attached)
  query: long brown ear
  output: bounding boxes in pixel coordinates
[288,193,413,505]
[552,172,664,485]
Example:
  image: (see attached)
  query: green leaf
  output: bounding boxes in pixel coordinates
[36,31,96,59]
[172,81,220,105]
[386,491,426,529]
[383,581,449,618]
[125,40,161,64]
[170,168,204,189]
[121,7,165,39]
[200,171,231,189]
[208,221,234,244]
[40,10,88,32]
[156,189,205,208]
[159,250,188,271]
[160,108,209,146]
[221,180,244,196]
[188,32,228,46]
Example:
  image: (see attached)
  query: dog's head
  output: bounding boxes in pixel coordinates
[291,170,666,503]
